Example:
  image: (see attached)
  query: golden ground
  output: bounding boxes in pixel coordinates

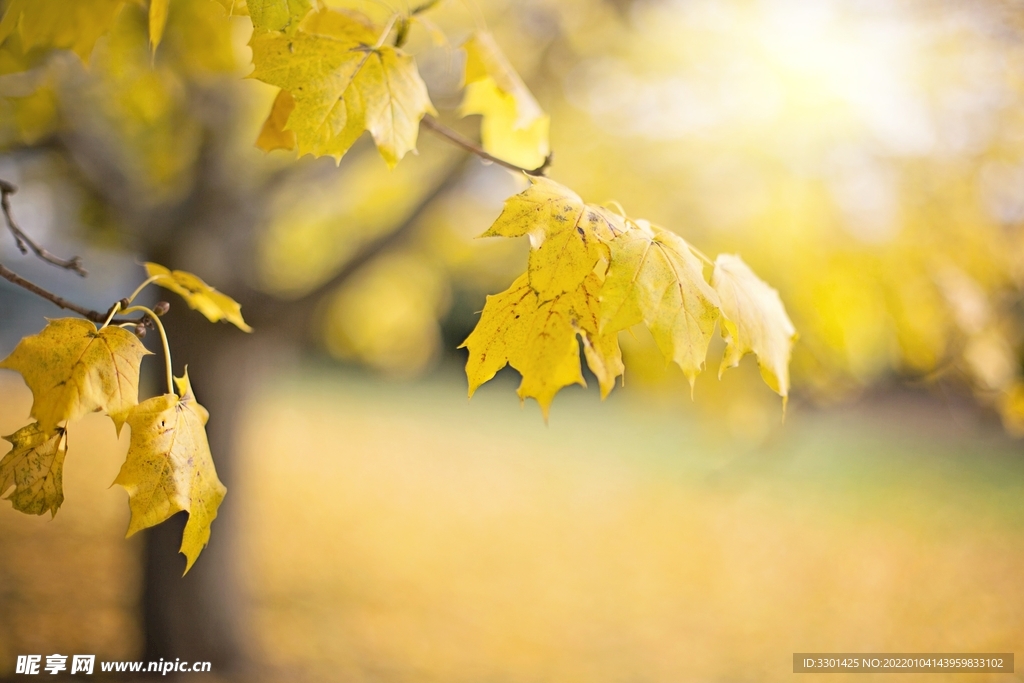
[236,371,1024,683]
[1,370,1023,682]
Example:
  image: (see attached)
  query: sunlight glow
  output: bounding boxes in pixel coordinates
[567,0,941,155]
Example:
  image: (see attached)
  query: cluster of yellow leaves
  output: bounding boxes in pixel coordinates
[0,0,167,65]
[0,0,225,60]
[0,0,553,178]
[144,262,253,331]
[0,0,128,62]
[249,6,553,174]
[460,31,550,171]
[251,5,435,166]
[0,264,250,572]
[462,177,797,417]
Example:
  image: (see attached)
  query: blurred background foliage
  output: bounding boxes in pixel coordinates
[3,0,1024,421]
[1,0,1024,680]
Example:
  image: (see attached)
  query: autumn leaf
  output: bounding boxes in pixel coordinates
[256,89,297,151]
[248,0,310,32]
[0,423,66,517]
[0,0,127,62]
[114,371,226,574]
[0,318,150,434]
[599,221,721,388]
[211,0,248,15]
[144,262,252,332]
[710,254,797,400]
[249,7,436,166]
[483,176,624,300]
[576,274,624,398]
[149,0,170,54]
[462,273,536,397]
[461,272,622,418]
[460,31,550,170]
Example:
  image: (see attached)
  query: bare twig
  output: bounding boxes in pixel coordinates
[420,115,552,176]
[291,157,469,311]
[0,179,87,276]
[411,0,442,15]
[0,262,141,325]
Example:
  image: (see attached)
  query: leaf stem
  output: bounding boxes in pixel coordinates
[374,14,399,49]
[687,244,715,267]
[420,115,551,176]
[125,274,161,306]
[99,301,122,329]
[602,200,627,217]
[123,305,174,395]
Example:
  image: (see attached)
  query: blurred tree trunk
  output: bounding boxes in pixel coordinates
[55,82,464,678]
[139,316,269,675]
[137,194,267,677]
[119,101,280,675]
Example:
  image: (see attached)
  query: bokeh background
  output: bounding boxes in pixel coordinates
[1,0,1023,680]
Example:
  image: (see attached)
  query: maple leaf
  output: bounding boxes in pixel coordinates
[0,423,66,517]
[461,272,623,418]
[0,318,150,434]
[249,7,436,166]
[575,274,624,398]
[211,0,248,14]
[149,0,170,54]
[114,370,226,574]
[0,0,126,62]
[460,31,550,170]
[248,0,310,32]
[599,221,721,388]
[256,89,297,152]
[710,254,797,401]
[144,262,253,332]
[483,176,625,300]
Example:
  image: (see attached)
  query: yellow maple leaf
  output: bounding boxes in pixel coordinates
[249,7,436,166]
[483,176,625,300]
[710,254,797,401]
[144,262,253,332]
[0,0,127,62]
[460,31,550,170]
[0,423,67,517]
[0,318,151,434]
[211,0,248,15]
[461,272,623,418]
[599,221,721,387]
[149,0,170,54]
[256,89,297,152]
[248,0,310,31]
[576,274,624,398]
[114,370,226,573]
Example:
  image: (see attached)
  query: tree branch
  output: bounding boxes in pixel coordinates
[421,115,551,176]
[0,262,142,325]
[0,179,87,276]
[0,178,147,327]
[292,156,469,308]
[0,260,149,327]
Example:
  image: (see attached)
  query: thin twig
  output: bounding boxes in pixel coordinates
[0,262,140,325]
[292,158,468,306]
[0,179,87,276]
[411,0,442,15]
[420,115,551,176]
